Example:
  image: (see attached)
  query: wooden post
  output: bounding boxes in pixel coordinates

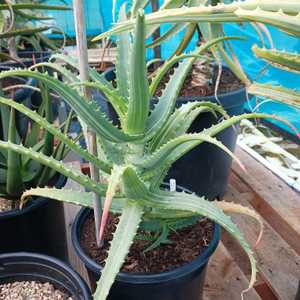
[151,0,161,59]
[73,0,102,247]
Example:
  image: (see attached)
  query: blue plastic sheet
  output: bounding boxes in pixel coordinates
[44,0,104,38]
[224,23,300,137]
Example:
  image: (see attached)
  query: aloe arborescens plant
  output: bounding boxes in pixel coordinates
[0,7,281,300]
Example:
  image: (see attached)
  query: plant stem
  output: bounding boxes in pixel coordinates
[73,0,102,247]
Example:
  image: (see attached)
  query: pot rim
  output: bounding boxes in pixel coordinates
[103,66,246,111]
[0,173,66,220]
[0,251,91,299]
[72,203,220,285]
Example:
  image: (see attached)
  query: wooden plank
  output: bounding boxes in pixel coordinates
[66,48,117,65]
[63,161,90,286]
[151,0,161,59]
[232,146,300,255]
[223,184,300,300]
[203,243,261,300]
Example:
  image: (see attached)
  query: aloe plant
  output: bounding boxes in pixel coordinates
[0,1,70,60]
[0,7,284,298]
[96,0,300,111]
[0,80,75,204]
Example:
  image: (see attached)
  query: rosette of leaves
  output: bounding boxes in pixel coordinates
[97,0,300,110]
[0,8,283,300]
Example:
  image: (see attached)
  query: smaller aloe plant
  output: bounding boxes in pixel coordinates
[0,7,287,300]
[0,80,74,205]
[0,1,71,61]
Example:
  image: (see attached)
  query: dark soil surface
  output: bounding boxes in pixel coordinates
[111,62,243,99]
[154,63,243,98]
[80,212,213,273]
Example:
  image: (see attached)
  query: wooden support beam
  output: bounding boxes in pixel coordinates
[63,161,90,286]
[223,183,300,300]
[232,147,300,255]
[204,243,261,300]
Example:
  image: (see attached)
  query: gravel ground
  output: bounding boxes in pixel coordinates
[0,281,73,300]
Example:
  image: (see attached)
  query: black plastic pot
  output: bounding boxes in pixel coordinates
[0,252,91,300]
[0,50,59,137]
[102,67,245,200]
[72,207,220,300]
[167,87,245,200]
[296,281,300,300]
[0,174,66,255]
[7,78,38,139]
[0,51,51,70]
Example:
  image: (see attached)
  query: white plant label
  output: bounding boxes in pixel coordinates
[169,178,176,192]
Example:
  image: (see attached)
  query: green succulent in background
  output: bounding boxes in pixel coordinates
[0,2,72,205]
[0,5,283,298]
[0,0,70,61]
[0,78,75,203]
[97,0,300,112]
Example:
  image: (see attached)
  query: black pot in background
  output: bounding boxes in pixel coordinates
[0,174,67,256]
[0,51,51,70]
[101,68,245,200]
[0,252,91,300]
[0,51,59,138]
[72,206,220,300]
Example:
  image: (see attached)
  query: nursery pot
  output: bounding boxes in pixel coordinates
[1,77,39,139]
[0,51,59,137]
[0,51,51,70]
[102,67,245,200]
[0,252,91,299]
[72,207,220,300]
[0,174,67,256]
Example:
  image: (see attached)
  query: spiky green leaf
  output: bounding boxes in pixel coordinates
[125,10,150,134]
[248,83,300,109]
[6,108,23,197]
[94,202,144,300]
[252,45,300,73]
[0,70,140,143]
[116,5,131,100]
[0,97,112,174]
[0,141,106,196]
[121,166,257,294]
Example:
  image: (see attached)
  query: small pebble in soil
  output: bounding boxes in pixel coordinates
[0,281,73,300]
[0,198,13,213]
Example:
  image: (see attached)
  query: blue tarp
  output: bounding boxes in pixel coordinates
[44,0,104,38]
[224,24,300,137]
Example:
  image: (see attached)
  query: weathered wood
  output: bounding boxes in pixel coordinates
[65,48,117,66]
[151,0,161,59]
[203,243,261,300]
[63,161,90,286]
[223,184,300,300]
[232,147,300,255]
